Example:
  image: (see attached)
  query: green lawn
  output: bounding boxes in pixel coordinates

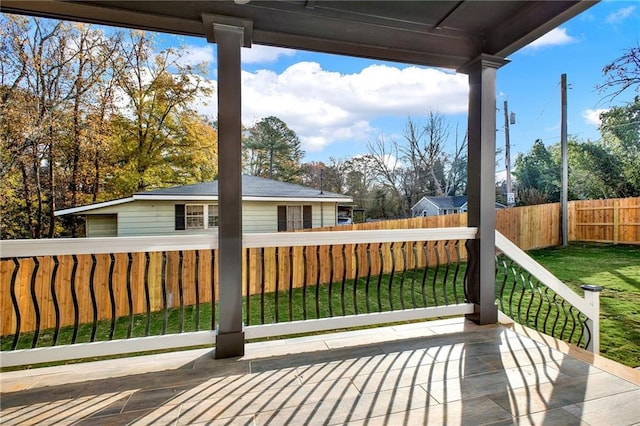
[527,243,640,368]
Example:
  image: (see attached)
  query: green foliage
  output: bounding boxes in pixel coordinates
[513,139,560,204]
[243,116,304,183]
[599,98,640,196]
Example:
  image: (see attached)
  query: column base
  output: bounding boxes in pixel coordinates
[465,304,498,325]
[215,330,245,359]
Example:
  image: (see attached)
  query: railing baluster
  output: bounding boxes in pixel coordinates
[452,240,462,304]
[144,252,151,336]
[516,272,528,324]
[261,247,266,324]
[353,243,359,315]
[246,248,251,326]
[89,254,98,342]
[161,251,168,335]
[365,243,372,313]
[211,249,216,331]
[29,257,41,348]
[315,245,321,319]
[51,256,60,345]
[410,242,418,309]
[580,313,589,350]
[340,245,347,316]
[275,247,280,322]
[302,246,308,320]
[388,243,396,311]
[399,242,407,310]
[524,275,536,328]
[288,246,294,321]
[108,253,117,340]
[178,251,184,333]
[442,241,451,306]
[328,245,334,317]
[567,305,578,345]
[195,250,200,331]
[70,255,80,344]
[126,253,134,338]
[421,242,429,307]
[432,241,440,306]
[542,287,553,336]
[376,244,383,312]
[10,258,22,350]
[302,246,309,320]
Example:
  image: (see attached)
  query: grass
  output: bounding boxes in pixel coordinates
[527,243,640,368]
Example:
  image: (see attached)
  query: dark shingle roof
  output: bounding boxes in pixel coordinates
[138,175,349,199]
[426,196,468,209]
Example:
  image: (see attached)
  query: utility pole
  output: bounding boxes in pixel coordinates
[561,74,568,246]
[503,100,515,207]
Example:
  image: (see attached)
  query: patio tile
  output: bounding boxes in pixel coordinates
[486,370,639,416]
[254,385,433,425]
[343,396,512,426]
[562,389,640,426]
[175,377,360,424]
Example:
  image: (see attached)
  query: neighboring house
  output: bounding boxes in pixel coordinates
[55,175,353,237]
[411,196,505,217]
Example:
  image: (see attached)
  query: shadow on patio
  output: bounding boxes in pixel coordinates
[1,318,639,425]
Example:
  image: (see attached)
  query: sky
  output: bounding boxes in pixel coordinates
[158,0,639,168]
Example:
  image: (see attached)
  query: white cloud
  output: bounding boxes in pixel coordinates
[606,5,636,24]
[178,45,215,66]
[241,45,296,64]
[197,62,468,155]
[582,108,609,127]
[526,27,576,49]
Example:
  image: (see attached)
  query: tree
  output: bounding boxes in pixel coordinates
[108,31,215,196]
[513,139,560,204]
[243,116,304,183]
[599,98,640,196]
[597,43,640,101]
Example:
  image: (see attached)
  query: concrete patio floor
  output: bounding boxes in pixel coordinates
[1,317,639,425]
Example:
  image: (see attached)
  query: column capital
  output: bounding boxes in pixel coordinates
[202,13,253,47]
[458,53,509,74]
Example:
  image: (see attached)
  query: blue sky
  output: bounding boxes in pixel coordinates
[162,1,639,166]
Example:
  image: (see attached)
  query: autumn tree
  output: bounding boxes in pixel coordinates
[107,31,216,196]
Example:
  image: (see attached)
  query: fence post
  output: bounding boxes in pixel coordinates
[581,284,602,354]
[613,200,619,244]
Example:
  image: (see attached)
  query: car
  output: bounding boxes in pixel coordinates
[337,216,352,225]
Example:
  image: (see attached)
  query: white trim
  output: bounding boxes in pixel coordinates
[0,331,215,368]
[1,234,219,257]
[54,197,135,216]
[245,304,474,340]
[494,231,594,317]
[242,196,353,203]
[134,194,219,201]
[243,227,478,248]
[1,227,477,257]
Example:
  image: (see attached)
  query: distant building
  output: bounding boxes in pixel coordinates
[55,175,352,237]
[411,195,505,217]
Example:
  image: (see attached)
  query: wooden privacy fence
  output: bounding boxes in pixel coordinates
[569,197,640,244]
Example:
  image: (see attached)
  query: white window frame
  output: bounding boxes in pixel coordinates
[186,204,219,230]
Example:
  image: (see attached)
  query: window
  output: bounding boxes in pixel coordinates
[186,205,204,229]
[175,204,218,230]
[208,204,219,227]
[278,205,312,232]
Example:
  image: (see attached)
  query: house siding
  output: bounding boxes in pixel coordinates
[83,200,338,236]
[85,214,117,237]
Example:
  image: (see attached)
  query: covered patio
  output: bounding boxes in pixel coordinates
[0,0,601,359]
[2,317,639,425]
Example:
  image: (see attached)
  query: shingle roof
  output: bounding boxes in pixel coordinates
[138,175,349,199]
[425,196,468,209]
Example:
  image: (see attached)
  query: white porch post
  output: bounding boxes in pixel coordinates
[461,54,508,325]
[204,15,252,358]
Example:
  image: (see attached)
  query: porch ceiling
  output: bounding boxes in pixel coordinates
[1,0,596,71]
